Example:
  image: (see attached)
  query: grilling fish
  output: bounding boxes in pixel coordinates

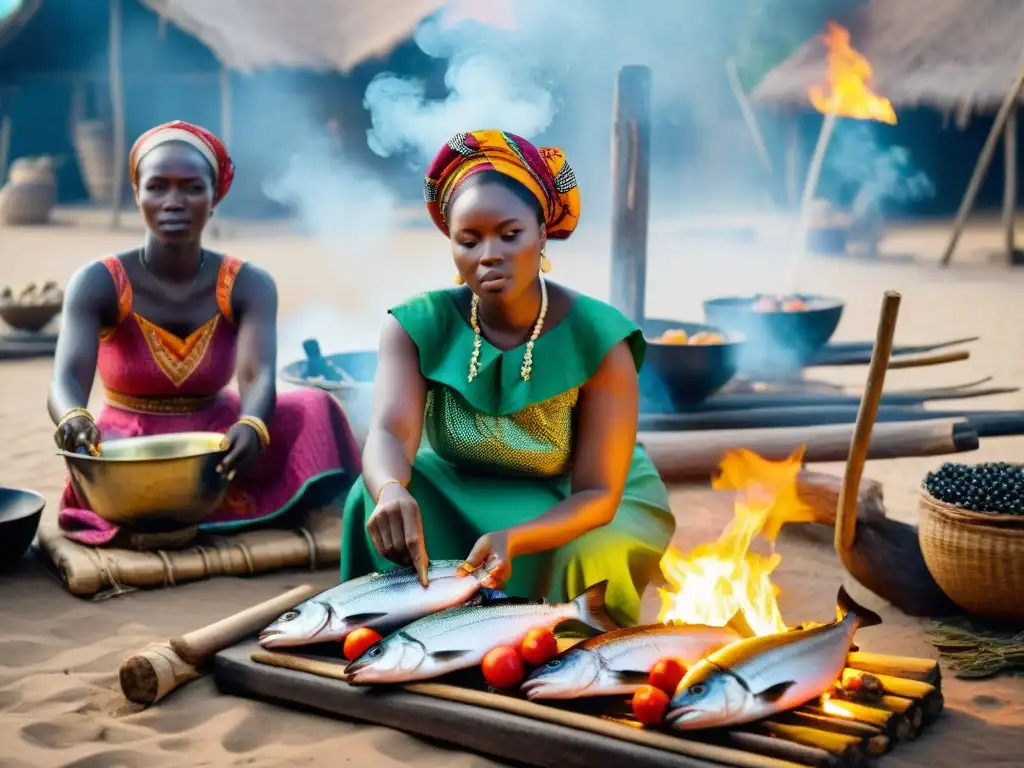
[666,586,882,730]
[520,614,752,700]
[258,560,494,648]
[344,581,617,684]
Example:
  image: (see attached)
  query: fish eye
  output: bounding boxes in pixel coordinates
[689,684,707,696]
[279,611,299,622]
[367,646,383,658]
[545,660,561,669]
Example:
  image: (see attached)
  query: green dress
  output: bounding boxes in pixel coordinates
[339,287,676,627]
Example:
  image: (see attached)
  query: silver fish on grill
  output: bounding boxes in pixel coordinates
[520,613,752,700]
[258,560,494,648]
[666,586,882,730]
[344,581,617,684]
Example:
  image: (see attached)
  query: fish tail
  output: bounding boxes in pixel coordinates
[571,580,618,634]
[836,585,882,628]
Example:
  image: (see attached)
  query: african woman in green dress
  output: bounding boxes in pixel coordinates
[340,130,675,627]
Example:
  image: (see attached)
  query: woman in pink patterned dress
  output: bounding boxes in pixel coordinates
[49,120,361,546]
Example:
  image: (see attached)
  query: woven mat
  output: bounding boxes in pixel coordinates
[35,505,340,600]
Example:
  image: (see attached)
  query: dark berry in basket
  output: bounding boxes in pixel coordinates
[923,462,1024,515]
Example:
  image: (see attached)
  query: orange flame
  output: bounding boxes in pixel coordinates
[440,0,517,31]
[658,447,816,636]
[808,21,897,125]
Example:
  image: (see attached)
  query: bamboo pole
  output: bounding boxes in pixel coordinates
[940,59,1024,265]
[1003,107,1017,263]
[108,0,126,229]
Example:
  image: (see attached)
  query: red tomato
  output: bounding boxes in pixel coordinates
[648,658,687,695]
[482,646,525,689]
[343,628,383,661]
[520,628,559,667]
[631,684,670,726]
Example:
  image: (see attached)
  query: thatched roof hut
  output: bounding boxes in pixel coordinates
[752,0,1024,113]
[137,0,448,73]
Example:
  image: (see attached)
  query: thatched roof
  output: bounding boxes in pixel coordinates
[138,0,449,73]
[752,0,1024,113]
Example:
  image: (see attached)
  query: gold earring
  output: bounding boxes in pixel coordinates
[452,272,465,285]
[540,250,552,273]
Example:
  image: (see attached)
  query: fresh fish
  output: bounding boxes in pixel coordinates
[258,560,495,648]
[520,613,752,700]
[344,581,618,684]
[666,586,882,730]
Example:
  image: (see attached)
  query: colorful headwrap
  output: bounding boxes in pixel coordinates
[424,130,581,240]
[129,120,235,205]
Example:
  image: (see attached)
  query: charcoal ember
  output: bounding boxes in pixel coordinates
[923,461,1024,515]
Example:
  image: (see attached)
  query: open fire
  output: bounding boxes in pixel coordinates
[658,447,818,636]
[808,20,897,124]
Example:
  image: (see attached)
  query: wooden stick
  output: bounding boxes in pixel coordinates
[803,700,907,742]
[875,695,923,737]
[1005,107,1018,262]
[788,97,839,292]
[750,722,865,767]
[108,0,126,229]
[726,58,773,172]
[840,669,944,725]
[727,731,842,768]
[610,65,651,326]
[836,291,900,552]
[642,416,976,482]
[845,652,941,686]
[941,57,1024,265]
[886,349,968,369]
[252,651,803,768]
[119,585,316,707]
[774,711,888,755]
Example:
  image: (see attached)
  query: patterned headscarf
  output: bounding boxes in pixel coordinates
[129,120,235,205]
[424,130,581,240]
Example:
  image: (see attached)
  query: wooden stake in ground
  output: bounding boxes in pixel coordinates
[119,584,316,707]
[108,0,126,229]
[940,57,1024,266]
[610,65,651,326]
[831,291,960,617]
[787,96,840,292]
[1003,107,1018,262]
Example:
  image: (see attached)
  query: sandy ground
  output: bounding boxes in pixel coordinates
[1,207,1023,767]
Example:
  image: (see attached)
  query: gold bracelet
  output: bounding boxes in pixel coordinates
[375,479,407,505]
[236,415,271,450]
[57,407,94,430]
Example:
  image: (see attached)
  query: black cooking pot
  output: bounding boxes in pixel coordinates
[640,319,744,411]
[0,487,45,572]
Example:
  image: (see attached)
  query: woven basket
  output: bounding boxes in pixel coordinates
[918,489,1024,621]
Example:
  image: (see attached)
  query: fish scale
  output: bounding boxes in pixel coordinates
[401,601,581,645]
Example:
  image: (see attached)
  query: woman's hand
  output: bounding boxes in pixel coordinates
[458,530,513,589]
[367,482,429,586]
[54,415,101,455]
[217,422,263,481]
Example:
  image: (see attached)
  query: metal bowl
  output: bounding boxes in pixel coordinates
[640,319,745,411]
[0,487,45,572]
[280,349,377,446]
[58,432,229,531]
[0,302,62,332]
[703,294,844,374]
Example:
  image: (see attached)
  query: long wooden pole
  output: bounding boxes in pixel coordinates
[108,0,126,229]
[610,65,651,326]
[836,291,901,553]
[940,59,1024,266]
[1003,107,1018,262]
[726,59,772,172]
